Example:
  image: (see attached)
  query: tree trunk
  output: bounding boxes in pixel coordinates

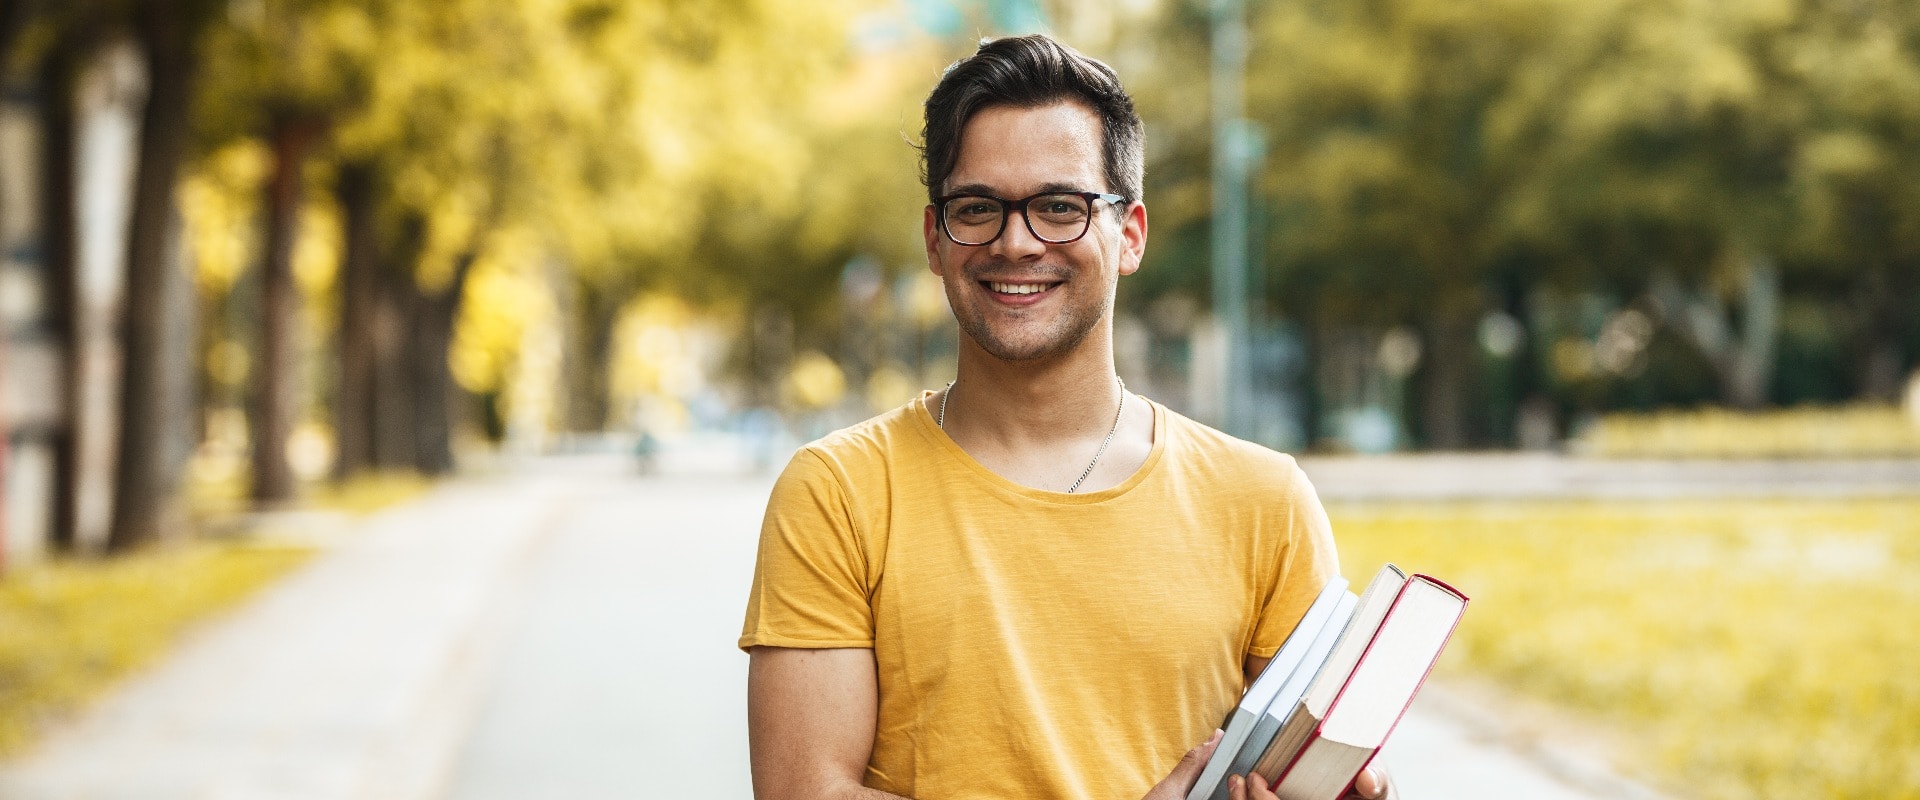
[249,115,318,505]
[1298,314,1324,451]
[1417,311,1478,451]
[38,38,81,553]
[410,261,472,475]
[1,313,9,571]
[1855,263,1917,402]
[332,161,378,479]
[0,4,26,70]
[1649,254,1779,410]
[1722,256,1778,410]
[370,216,424,470]
[560,276,619,433]
[66,40,145,554]
[109,1,200,551]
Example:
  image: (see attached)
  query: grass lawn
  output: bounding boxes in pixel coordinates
[0,542,313,755]
[0,470,427,757]
[1328,496,1920,800]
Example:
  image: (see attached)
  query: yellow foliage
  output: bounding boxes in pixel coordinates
[450,228,553,396]
[178,141,269,296]
[291,196,340,297]
[205,339,250,390]
[0,543,313,755]
[903,270,950,329]
[786,350,847,410]
[609,294,707,407]
[1329,497,1920,800]
[1576,405,1920,458]
[305,472,433,516]
[864,363,918,413]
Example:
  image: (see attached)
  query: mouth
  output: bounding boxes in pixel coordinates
[982,280,1062,297]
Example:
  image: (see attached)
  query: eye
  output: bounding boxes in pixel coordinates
[947,198,1001,223]
[1032,195,1088,222]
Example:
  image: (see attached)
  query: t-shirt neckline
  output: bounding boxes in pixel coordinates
[909,388,1168,504]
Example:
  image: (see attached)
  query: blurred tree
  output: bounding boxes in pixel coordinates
[1786,0,1920,401]
[1245,0,1566,446]
[525,0,931,424]
[1494,0,1807,410]
[197,0,395,491]
[16,3,93,552]
[109,0,220,547]
[1,0,217,550]
[1127,0,1917,446]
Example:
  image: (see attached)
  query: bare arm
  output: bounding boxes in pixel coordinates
[750,645,1225,800]
[1243,654,1272,690]
[748,646,908,800]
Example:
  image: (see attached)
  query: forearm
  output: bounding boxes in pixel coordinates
[750,647,909,800]
[755,783,910,800]
[751,769,912,800]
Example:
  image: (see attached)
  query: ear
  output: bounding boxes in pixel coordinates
[1117,201,1148,276]
[923,204,944,276]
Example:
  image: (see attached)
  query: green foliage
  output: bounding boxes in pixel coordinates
[1123,0,1920,417]
[0,543,314,755]
[1331,497,1920,800]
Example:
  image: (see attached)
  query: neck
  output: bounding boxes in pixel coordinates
[944,334,1124,446]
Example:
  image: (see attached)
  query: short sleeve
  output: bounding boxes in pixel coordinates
[738,448,877,651]
[1245,457,1342,659]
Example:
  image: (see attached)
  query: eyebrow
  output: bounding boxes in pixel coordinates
[944,181,1093,198]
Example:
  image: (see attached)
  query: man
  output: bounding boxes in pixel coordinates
[740,34,1395,800]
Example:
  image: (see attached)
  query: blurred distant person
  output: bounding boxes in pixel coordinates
[740,34,1394,800]
[631,429,658,475]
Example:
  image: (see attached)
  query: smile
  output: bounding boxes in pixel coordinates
[985,281,1059,295]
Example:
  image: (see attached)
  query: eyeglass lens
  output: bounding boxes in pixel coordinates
[942,194,1093,246]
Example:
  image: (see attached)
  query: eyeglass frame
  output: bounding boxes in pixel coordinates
[932,190,1131,247]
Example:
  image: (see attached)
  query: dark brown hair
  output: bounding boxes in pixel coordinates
[920,34,1143,206]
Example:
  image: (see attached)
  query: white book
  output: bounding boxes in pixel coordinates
[1258,571,1469,800]
[1250,564,1407,782]
[1186,575,1354,800]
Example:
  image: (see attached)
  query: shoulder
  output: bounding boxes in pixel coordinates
[1156,402,1314,493]
[778,398,936,489]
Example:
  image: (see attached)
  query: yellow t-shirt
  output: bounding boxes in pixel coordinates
[739,393,1338,800]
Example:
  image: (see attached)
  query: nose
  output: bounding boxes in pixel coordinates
[990,206,1049,261]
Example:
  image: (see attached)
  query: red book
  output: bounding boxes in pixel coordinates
[1251,572,1469,800]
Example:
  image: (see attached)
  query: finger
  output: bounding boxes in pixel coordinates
[1248,771,1280,800]
[1350,766,1387,799]
[1170,729,1224,785]
[1146,731,1224,800]
[1229,775,1247,800]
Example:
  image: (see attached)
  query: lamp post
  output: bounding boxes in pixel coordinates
[1210,0,1254,438]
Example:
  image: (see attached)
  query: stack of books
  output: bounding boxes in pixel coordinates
[1187,565,1469,800]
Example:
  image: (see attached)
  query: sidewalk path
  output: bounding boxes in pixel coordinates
[0,452,1689,799]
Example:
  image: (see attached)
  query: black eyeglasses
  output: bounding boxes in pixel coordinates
[934,191,1129,247]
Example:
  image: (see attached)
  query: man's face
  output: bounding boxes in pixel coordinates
[924,101,1147,364]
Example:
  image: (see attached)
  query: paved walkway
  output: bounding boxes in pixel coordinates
[0,452,1704,799]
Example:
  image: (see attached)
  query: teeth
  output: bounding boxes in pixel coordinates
[989,282,1048,295]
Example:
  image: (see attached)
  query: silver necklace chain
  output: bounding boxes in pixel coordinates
[937,377,1127,494]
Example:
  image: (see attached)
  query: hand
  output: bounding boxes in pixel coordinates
[1228,764,1396,800]
[1142,730,1223,800]
[1342,765,1395,800]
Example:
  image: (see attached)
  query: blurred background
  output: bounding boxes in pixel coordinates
[0,0,1917,799]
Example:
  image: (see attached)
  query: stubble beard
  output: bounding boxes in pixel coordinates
[950,262,1110,363]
